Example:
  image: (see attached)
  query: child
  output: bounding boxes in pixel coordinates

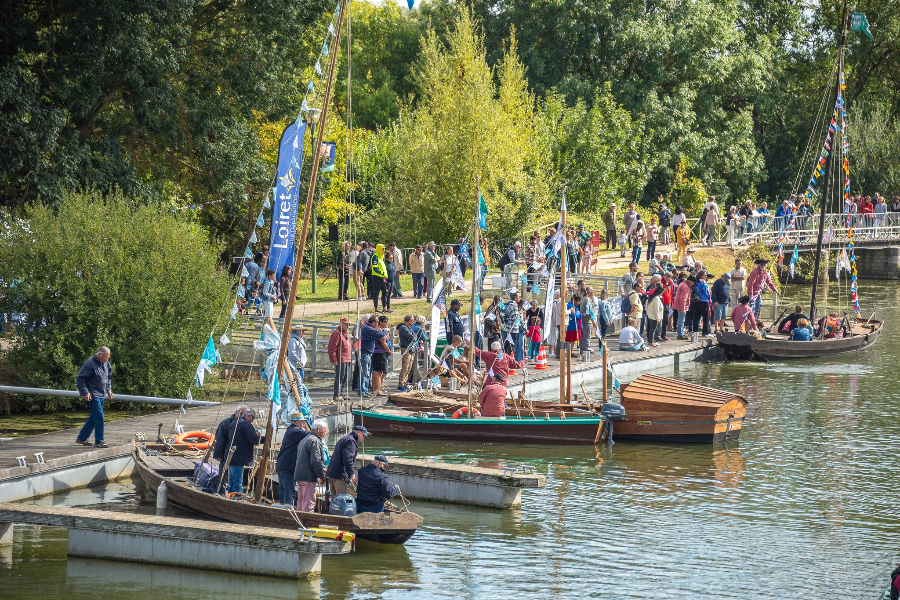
[618,229,628,257]
[598,289,613,342]
[527,316,542,360]
[581,241,592,274]
[252,290,262,316]
[237,276,247,314]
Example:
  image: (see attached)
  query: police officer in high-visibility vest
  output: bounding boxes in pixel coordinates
[355,455,400,513]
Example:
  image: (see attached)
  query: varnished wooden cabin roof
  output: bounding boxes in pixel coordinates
[620,373,745,408]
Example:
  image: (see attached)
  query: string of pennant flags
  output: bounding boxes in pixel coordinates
[187,6,351,403]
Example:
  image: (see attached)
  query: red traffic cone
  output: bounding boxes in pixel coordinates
[534,345,548,370]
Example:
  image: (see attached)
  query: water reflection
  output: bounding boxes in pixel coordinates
[66,558,321,599]
[1,285,899,598]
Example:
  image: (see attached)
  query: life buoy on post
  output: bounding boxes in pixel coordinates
[174,430,214,450]
[452,407,481,419]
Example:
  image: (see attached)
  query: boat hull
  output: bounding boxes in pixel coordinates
[132,447,421,544]
[716,320,882,361]
[353,409,741,444]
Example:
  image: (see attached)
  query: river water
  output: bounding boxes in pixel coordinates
[2,284,898,599]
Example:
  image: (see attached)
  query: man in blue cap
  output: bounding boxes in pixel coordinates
[275,412,309,506]
[325,425,369,496]
[355,454,400,514]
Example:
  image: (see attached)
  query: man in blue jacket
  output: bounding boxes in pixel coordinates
[356,455,401,514]
[75,346,113,448]
[275,413,309,506]
[690,270,713,337]
[710,272,731,335]
[225,408,260,494]
[325,425,368,496]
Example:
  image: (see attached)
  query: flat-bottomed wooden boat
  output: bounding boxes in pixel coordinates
[716,320,882,361]
[364,374,746,444]
[132,445,423,544]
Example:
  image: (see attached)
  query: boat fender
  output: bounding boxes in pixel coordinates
[451,407,481,419]
[174,430,214,450]
[156,481,168,510]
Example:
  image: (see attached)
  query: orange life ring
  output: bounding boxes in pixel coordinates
[174,430,214,450]
[451,407,481,419]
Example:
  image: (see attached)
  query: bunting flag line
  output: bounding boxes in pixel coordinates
[263,195,271,209]
[256,212,265,228]
[219,333,230,346]
[249,231,258,244]
[244,247,253,259]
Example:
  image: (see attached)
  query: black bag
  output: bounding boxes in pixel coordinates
[496,248,513,271]
[621,293,632,316]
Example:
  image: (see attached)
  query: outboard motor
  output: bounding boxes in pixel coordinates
[329,494,357,516]
[599,402,626,445]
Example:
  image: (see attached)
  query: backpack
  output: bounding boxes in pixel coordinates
[620,293,632,316]
[496,248,513,271]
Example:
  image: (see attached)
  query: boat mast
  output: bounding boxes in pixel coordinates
[466,178,480,418]
[558,194,568,405]
[810,9,848,323]
[254,0,348,502]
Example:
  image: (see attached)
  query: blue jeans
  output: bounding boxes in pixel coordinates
[278,471,296,506]
[412,273,425,298]
[632,246,642,263]
[619,342,645,351]
[77,396,105,444]
[514,330,525,362]
[750,294,762,318]
[677,310,686,337]
[359,352,373,395]
[228,465,244,494]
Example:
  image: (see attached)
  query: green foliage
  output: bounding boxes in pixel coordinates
[0,189,232,412]
[670,157,708,214]
[846,100,900,197]
[357,9,552,246]
[0,0,331,255]
[539,84,651,215]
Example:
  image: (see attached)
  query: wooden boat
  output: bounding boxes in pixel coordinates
[716,320,882,361]
[362,374,746,444]
[132,445,423,544]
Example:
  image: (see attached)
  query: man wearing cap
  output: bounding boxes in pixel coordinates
[746,258,778,317]
[711,272,732,335]
[603,204,618,250]
[325,425,368,496]
[328,318,352,400]
[275,413,309,506]
[478,374,508,417]
[469,340,526,381]
[424,242,439,301]
[623,203,638,248]
[355,455,401,514]
[409,245,425,299]
[294,419,328,512]
[683,247,696,269]
[446,299,465,343]
[225,408,260,494]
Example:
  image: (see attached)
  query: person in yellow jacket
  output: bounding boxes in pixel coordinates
[370,244,390,312]
[675,220,691,264]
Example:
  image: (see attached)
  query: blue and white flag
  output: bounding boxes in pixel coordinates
[478,194,489,230]
[789,244,799,279]
[244,246,253,259]
[249,230,258,244]
[268,120,308,280]
[322,42,329,57]
[256,212,265,228]
[457,241,471,267]
[202,335,218,368]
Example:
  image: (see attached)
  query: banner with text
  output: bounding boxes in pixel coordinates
[268,121,308,278]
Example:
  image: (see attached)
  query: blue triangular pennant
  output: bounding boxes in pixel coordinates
[256,212,265,228]
[202,335,217,367]
[249,231,258,244]
[244,247,253,259]
[307,79,315,94]
[322,42,329,57]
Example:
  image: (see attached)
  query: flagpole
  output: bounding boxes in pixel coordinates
[466,177,480,419]
[558,192,568,405]
[253,0,348,502]
[810,10,847,323]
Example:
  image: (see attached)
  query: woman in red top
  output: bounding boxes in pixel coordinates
[860,195,875,235]
[660,272,675,341]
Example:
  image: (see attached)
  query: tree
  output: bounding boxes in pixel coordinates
[847,100,900,197]
[0,0,331,255]
[539,84,651,215]
[357,9,553,246]
[0,189,232,412]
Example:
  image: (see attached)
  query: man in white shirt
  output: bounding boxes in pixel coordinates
[618,317,646,351]
[729,257,747,308]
